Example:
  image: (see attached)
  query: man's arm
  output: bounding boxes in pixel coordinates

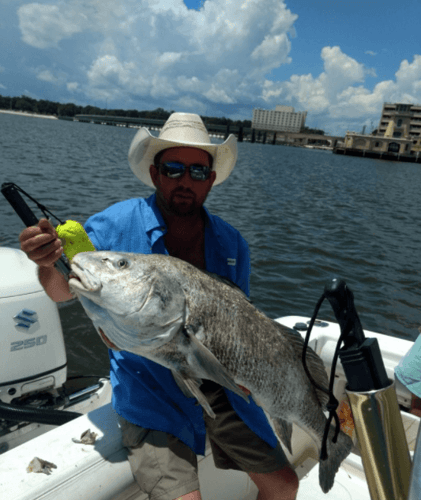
[38,265,73,302]
[19,219,73,303]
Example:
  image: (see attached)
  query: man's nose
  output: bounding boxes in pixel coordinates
[177,170,196,188]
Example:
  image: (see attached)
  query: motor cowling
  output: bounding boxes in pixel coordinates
[0,248,67,404]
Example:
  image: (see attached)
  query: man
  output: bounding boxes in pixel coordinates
[19,113,299,500]
[395,327,421,418]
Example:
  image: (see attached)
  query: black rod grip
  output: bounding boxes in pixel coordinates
[324,278,365,348]
[1,182,71,277]
[1,183,39,227]
[325,278,389,390]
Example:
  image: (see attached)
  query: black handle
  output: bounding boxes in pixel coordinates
[324,278,365,349]
[1,183,39,226]
[324,278,389,391]
[1,182,71,277]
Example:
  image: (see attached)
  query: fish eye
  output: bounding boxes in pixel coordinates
[117,258,129,269]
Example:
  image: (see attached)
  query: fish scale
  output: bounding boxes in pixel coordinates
[69,250,353,493]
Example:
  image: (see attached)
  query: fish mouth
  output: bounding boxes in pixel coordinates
[98,327,120,351]
[69,262,102,293]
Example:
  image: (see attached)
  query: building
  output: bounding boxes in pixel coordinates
[334,102,421,162]
[252,105,307,133]
[341,132,414,156]
[377,103,421,141]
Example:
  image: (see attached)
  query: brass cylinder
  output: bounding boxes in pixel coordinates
[408,424,421,500]
[346,380,411,500]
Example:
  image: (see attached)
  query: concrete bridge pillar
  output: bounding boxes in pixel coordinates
[224,123,230,140]
[238,126,243,142]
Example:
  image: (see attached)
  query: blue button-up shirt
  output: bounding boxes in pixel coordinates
[85,193,278,455]
[395,334,421,399]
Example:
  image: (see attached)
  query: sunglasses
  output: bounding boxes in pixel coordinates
[157,161,212,181]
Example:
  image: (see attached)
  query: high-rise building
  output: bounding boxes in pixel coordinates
[378,103,421,140]
[252,105,307,133]
[337,101,421,159]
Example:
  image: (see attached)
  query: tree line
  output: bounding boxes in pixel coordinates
[302,126,325,136]
[0,94,252,128]
[1,94,327,134]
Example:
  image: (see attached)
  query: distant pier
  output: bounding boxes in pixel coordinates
[333,146,421,163]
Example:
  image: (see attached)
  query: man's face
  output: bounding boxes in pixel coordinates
[150,146,216,216]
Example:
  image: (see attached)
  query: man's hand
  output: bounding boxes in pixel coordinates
[19,218,63,268]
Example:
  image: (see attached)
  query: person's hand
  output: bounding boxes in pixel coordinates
[19,218,63,267]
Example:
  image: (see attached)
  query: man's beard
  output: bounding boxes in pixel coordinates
[168,190,198,216]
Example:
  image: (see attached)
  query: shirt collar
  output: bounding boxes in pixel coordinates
[202,205,222,241]
[144,193,167,234]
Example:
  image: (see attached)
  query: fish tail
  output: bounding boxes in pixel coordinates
[318,428,353,493]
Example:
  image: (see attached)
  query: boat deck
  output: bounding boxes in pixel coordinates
[0,316,417,499]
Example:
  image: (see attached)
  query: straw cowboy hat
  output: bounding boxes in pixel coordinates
[128,112,238,187]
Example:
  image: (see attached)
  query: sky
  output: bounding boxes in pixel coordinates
[0,0,420,135]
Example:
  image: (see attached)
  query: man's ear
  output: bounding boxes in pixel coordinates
[149,165,159,186]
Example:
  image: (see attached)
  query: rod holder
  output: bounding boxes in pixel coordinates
[346,380,411,500]
[408,423,421,500]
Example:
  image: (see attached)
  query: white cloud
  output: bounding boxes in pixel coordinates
[15,0,421,135]
[395,55,421,93]
[36,69,58,83]
[176,75,204,93]
[250,33,292,71]
[204,86,235,104]
[67,82,79,91]
[18,0,298,106]
[174,95,207,113]
[18,3,87,49]
[158,52,185,66]
[261,46,421,134]
[86,55,150,98]
[87,55,135,87]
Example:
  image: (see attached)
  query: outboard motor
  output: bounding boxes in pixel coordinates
[0,247,67,404]
[0,247,82,455]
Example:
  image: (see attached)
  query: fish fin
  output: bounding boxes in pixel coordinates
[184,378,216,419]
[182,326,250,403]
[171,370,197,398]
[276,322,330,408]
[171,370,216,418]
[272,418,293,455]
[319,428,353,493]
[200,271,251,302]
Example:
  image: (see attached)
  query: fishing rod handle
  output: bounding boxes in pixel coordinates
[1,182,39,226]
[1,182,71,277]
[325,278,389,390]
[324,278,365,347]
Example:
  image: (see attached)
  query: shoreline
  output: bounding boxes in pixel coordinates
[0,109,58,120]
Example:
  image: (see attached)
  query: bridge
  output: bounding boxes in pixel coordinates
[68,115,343,147]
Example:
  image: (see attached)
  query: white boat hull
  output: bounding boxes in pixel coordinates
[0,316,417,500]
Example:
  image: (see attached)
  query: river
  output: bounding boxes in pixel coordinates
[1,112,420,376]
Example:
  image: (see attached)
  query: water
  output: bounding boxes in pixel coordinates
[1,113,420,377]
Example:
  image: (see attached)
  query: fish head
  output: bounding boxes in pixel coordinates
[69,251,187,353]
